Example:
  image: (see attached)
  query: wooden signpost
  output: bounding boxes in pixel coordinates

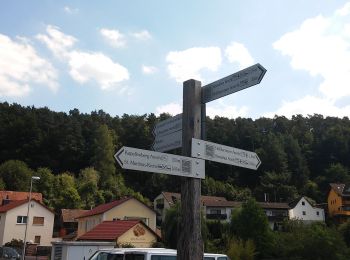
[115,63,266,260]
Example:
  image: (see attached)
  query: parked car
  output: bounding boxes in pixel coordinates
[0,247,21,260]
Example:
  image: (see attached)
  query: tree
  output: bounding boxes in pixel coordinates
[52,173,81,210]
[34,167,55,207]
[91,124,116,191]
[230,198,274,258]
[0,160,33,191]
[162,202,180,249]
[77,167,104,209]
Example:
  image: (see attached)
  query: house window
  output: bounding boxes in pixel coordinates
[316,211,320,216]
[17,216,27,224]
[34,236,41,244]
[302,211,306,216]
[124,216,149,226]
[33,216,44,225]
[302,201,305,206]
[210,209,221,214]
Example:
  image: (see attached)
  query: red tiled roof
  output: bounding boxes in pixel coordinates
[0,191,42,203]
[203,200,241,207]
[61,209,89,223]
[0,199,53,213]
[162,192,227,206]
[76,197,133,219]
[77,220,141,241]
[257,202,290,209]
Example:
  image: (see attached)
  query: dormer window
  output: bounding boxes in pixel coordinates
[302,201,305,206]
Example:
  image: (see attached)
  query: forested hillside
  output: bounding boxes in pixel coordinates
[1,102,350,210]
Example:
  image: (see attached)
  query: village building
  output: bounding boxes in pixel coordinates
[76,197,156,238]
[77,220,159,247]
[289,196,325,223]
[0,199,54,246]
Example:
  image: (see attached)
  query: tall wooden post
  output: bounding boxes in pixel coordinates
[178,79,203,260]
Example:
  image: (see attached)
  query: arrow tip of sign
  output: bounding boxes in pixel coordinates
[256,155,261,169]
[114,148,124,167]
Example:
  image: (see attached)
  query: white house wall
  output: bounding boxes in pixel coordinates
[289,198,324,222]
[1,201,54,246]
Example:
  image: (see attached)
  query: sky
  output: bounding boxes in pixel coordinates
[1,0,350,119]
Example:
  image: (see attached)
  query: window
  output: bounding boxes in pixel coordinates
[34,235,41,244]
[124,216,149,226]
[210,209,221,214]
[17,216,27,224]
[302,201,305,206]
[302,211,306,216]
[317,211,320,216]
[33,216,44,225]
[151,256,177,260]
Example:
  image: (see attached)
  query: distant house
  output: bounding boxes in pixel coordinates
[77,220,159,247]
[0,199,54,246]
[328,183,350,223]
[257,202,290,230]
[203,200,241,222]
[57,209,89,239]
[76,197,156,238]
[153,192,227,224]
[289,196,325,222]
[0,191,42,205]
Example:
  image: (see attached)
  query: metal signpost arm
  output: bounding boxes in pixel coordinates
[177,79,203,260]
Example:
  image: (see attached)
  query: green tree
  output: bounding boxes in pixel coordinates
[52,173,81,209]
[34,167,55,207]
[78,167,104,209]
[91,124,116,191]
[230,198,274,258]
[0,160,33,191]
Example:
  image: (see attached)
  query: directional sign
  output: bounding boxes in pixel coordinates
[152,130,182,152]
[153,114,182,137]
[191,138,261,170]
[202,63,266,103]
[115,146,205,179]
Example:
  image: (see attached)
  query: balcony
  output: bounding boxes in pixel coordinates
[334,206,350,216]
[206,214,227,220]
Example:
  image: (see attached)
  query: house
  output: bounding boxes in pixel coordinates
[153,192,227,225]
[57,209,89,239]
[0,199,54,246]
[289,196,325,222]
[327,183,350,223]
[76,197,156,237]
[257,202,290,230]
[77,220,159,247]
[0,191,42,205]
[203,200,241,222]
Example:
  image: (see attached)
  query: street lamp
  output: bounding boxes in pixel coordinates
[22,176,40,260]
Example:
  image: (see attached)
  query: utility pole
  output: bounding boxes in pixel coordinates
[177,79,203,260]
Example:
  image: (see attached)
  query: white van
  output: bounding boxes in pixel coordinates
[89,248,230,260]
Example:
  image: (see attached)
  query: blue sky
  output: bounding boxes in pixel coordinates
[1,0,350,119]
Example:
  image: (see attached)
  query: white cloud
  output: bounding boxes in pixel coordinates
[166,47,222,83]
[131,30,152,41]
[265,96,350,118]
[273,4,350,101]
[36,25,76,58]
[336,2,350,16]
[155,102,182,116]
[68,51,129,89]
[206,103,249,119]
[64,6,79,14]
[0,34,58,97]
[225,42,255,69]
[38,25,129,90]
[100,28,126,48]
[142,65,158,75]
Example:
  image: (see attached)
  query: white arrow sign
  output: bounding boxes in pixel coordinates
[202,63,266,103]
[191,138,261,170]
[115,146,205,179]
[153,114,182,137]
[152,130,182,152]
